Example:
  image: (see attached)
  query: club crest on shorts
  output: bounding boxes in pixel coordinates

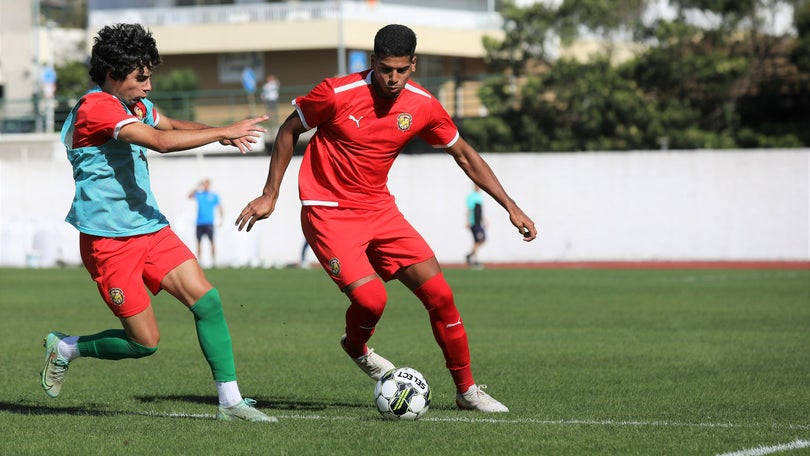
[329,258,341,276]
[109,288,125,306]
[396,113,412,132]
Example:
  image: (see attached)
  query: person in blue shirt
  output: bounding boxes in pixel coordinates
[189,178,224,264]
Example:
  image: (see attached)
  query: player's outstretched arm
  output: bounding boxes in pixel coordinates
[446,137,538,241]
[236,112,306,232]
[119,115,268,154]
[158,114,266,152]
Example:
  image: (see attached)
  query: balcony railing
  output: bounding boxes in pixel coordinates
[89,1,502,31]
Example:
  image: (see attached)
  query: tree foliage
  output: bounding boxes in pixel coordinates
[790,0,810,71]
[465,0,808,151]
[53,65,201,122]
[55,61,92,101]
[150,69,200,121]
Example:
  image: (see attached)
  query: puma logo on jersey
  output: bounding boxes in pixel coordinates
[348,114,364,128]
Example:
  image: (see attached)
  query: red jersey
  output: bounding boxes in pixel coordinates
[294,70,460,209]
[70,90,158,148]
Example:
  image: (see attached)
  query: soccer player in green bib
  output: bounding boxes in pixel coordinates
[40,23,274,422]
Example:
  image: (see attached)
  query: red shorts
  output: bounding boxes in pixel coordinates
[80,226,195,317]
[301,205,435,289]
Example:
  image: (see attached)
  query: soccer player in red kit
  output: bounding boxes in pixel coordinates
[237,24,537,412]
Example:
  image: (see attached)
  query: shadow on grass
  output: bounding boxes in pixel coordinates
[0,395,368,420]
[0,401,108,416]
[132,395,464,412]
[0,400,212,419]
[135,394,365,411]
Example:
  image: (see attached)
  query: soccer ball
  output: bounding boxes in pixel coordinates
[374,367,431,420]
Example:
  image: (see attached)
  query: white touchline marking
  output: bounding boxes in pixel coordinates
[132,410,810,432]
[715,439,810,456]
[420,417,810,430]
[136,411,212,419]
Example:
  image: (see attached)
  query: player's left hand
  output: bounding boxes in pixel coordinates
[509,207,537,242]
[236,194,277,232]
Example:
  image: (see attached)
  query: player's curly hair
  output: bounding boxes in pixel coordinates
[88,23,162,86]
[374,24,417,58]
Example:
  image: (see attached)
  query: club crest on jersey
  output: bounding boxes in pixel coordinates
[329,258,341,276]
[109,288,125,306]
[133,105,144,120]
[397,113,413,132]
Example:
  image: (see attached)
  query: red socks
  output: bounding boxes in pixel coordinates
[342,273,475,393]
[414,273,474,393]
[343,279,388,358]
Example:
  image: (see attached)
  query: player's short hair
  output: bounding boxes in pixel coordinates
[89,23,162,86]
[373,24,417,59]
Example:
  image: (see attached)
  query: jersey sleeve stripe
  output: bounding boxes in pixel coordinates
[113,118,139,140]
[292,102,312,130]
[432,131,460,149]
[404,83,432,98]
[334,79,369,94]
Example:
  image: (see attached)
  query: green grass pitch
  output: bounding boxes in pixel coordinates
[1,266,808,455]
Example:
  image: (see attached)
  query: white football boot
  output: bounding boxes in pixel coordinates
[456,384,509,412]
[340,334,395,381]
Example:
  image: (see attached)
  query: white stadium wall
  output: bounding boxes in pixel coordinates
[0,141,807,268]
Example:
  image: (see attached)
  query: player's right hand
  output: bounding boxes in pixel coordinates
[224,116,269,154]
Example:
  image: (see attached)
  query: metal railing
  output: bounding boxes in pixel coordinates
[88,1,502,31]
[0,76,490,135]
